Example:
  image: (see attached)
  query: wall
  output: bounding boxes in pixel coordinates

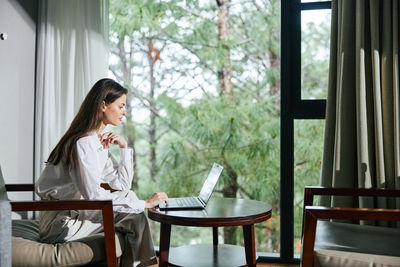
[0,0,37,189]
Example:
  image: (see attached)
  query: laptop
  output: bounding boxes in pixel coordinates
[158,163,223,210]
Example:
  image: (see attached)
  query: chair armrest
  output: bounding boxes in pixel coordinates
[303,186,400,207]
[7,183,118,192]
[11,199,112,211]
[9,198,117,267]
[100,183,119,193]
[5,184,35,192]
[301,206,400,267]
[301,187,400,238]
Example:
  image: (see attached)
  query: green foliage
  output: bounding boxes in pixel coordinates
[155,94,280,202]
[110,0,179,37]
[301,12,331,99]
[293,120,325,253]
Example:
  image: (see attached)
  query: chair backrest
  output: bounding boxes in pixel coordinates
[0,165,11,266]
[0,165,8,201]
[0,200,11,267]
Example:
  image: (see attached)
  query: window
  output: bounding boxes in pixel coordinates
[109,0,281,257]
[108,0,331,262]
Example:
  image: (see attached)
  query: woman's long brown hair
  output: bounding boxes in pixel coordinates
[46,78,128,169]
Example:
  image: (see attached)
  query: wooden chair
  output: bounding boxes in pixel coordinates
[301,186,400,267]
[5,182,119,267]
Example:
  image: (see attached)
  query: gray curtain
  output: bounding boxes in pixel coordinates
[320,0,400,214]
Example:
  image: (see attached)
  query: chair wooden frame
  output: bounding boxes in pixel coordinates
[6,184,118,267]
[301,186,400,267]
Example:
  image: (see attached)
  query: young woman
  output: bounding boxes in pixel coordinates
[35,78,168,267]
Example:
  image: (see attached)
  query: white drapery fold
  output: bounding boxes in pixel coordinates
[35,0,109,180]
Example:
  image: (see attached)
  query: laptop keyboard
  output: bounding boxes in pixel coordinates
[175,197,200,207]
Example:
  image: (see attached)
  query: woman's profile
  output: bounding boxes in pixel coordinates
[35,78,168,266]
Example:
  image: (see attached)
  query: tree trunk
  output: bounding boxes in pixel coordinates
[222,161,238,244]
[130,125,139,189]
[147,40,159,181]
[269,51,280,96]
[217,0,233,99]
[216,0,237,245]
[124,101,139,189]
[118,37,139,189]
[265,2,280,248]
[268,27,281,110]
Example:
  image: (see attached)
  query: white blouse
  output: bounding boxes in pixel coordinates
[35,132,145,213]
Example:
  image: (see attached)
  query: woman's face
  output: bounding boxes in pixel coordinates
[101,94,127,126]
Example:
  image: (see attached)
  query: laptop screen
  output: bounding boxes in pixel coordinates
[198,163,224,204]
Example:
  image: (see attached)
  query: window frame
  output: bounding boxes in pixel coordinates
[102,0,332,263]
[265,0,331,263]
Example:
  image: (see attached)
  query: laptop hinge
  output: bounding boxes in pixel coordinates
[199,198,206,207]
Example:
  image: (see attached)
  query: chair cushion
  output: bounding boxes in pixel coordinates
[314,220,400,267]
[12,220,124,267]
[314,249,400,267]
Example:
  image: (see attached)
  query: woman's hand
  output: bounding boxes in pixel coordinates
[99,132,128,149]
[145,192,169,209]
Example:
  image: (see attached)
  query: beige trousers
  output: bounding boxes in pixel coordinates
[39,191,157,267]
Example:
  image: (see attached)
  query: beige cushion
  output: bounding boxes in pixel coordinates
[12,236,95,267]
[12,220,124,267]
[314,250,400,267]
[314,221,400,267]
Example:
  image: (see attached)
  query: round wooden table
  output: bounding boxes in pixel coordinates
[148,197,272,267]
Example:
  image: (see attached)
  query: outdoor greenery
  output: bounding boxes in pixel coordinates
[108,0,330,254]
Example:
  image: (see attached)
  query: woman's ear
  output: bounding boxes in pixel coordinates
[100,101,107,112]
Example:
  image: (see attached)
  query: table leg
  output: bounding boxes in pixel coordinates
[159,223,171,267]
[213,227,218,252]
[243,224,256,267]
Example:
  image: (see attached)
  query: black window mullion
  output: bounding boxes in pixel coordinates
[298,1,331,11]
[294,100,326,119]
[280,0,301,262]
[279,0,330,263]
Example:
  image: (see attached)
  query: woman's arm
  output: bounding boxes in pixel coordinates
[99,132,133,191]
[102,148,134,191]
[73,137,145,213]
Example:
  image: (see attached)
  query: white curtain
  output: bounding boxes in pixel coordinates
[35,0,109,180]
